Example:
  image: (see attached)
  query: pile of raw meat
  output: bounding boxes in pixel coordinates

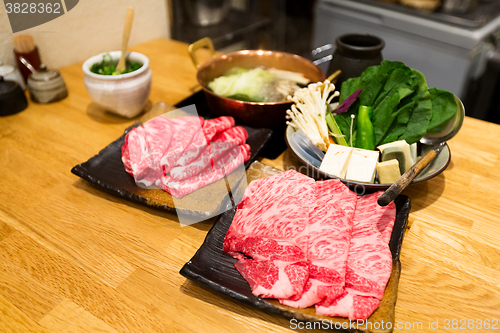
[122,115,250,198]
[223,170,396,320]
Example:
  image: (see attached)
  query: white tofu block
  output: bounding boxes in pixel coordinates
[352,148,380,160]
[319,145,353,179]
[377,140,413,172]
[345,148,379,183]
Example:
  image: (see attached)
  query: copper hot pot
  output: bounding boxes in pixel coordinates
[189,38,326,128]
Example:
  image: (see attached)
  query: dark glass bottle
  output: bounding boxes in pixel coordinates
[14,46,42,84]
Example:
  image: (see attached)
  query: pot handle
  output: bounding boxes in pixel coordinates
[188,37,216,69]
[311,43,335,66]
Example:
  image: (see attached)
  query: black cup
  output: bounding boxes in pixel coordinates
[0,76,28,116]
[327,33,385,89]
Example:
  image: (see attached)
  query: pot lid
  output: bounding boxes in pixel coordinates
[29,64,60,81]
[0,76,17,93]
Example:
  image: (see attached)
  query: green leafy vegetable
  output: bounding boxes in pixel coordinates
[380,97,416,144]
[368,66,417,145]
[427,87,458,133]
[339,77,362,104]
[394,70,432,145]
[336,78,362,144]
[90,54,142,75]
[226,93,255,102]
[326,111,348,146]
[334,60,457,147]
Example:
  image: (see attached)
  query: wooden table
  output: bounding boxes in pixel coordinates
[1,38,499,333]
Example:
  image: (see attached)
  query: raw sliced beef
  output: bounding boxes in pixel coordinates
[161,144,250,198]
[212,126,248,146]
[121,116,173,187]
[234,258,309,299]
[203,116,235,142]
[160,116,206,175]
[224,173,397,320]
[173,145,207,169]
[223,170,316,299]
[171,116,237,171]
[169,142,240,182]
[315,191,396,320]
[281,179,357,308]
[169,123,250,183]
[122,114,251,198]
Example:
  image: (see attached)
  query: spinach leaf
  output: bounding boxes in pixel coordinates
[380,97,416,145]
[371,67,416,145]
[335,60,456,148]
[373,66,414,107]
[372,89,401,145]
[336,77,362,144]
[339,77,361,103]
[358,65,386,106]
[379,69,423,145]
[335,109,357,145]
[427,87,458,132]
[397,70,432,144]
[379,60,406,75]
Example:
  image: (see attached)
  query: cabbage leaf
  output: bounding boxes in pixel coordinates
[207,67,276,103]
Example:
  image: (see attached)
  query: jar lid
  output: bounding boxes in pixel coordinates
[0,76,17,94]
[29,64,60,82]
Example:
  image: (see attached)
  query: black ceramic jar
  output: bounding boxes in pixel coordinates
[327,34,385,89]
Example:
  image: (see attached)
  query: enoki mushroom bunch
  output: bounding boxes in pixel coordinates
[286,80,339,152]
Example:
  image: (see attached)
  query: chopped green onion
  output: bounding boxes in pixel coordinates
[326,111,348,146]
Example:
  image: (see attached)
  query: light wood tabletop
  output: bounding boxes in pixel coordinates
[1,38,499,333]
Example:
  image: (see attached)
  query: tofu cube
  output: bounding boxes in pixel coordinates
[319,145,353,179]
[377,159,402,184]
[345,148,379,183]
[377,140,413,172]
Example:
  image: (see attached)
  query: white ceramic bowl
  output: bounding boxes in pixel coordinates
[82,51,152,118]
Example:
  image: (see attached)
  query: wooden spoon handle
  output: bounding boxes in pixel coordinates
[377,148,437,206]
[326,70,341,83]
[116,7,134,72]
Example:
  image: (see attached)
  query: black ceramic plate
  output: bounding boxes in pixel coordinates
[71,94,273,217]
[180,163,411,333]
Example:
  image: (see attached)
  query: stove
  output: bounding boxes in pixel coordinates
[312,0,500,120]
[353,0,500,29]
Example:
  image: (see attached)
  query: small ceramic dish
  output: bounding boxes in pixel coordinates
[285,125,451,192]
[82,51,151,118]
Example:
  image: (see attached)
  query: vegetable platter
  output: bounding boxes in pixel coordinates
[285,60,461,189]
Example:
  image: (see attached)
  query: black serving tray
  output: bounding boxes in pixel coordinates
[180,162,410,333]
[71,92,273,217]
